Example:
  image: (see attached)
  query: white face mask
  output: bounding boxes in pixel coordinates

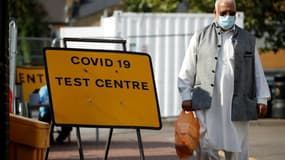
[218,15,235,30]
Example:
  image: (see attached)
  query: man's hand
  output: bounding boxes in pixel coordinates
[256,104,267,118]
[182,100,193,111]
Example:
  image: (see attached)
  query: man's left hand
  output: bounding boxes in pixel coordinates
[256,104,267,118]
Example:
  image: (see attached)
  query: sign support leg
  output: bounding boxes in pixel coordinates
[96,128,99,144]
[76,126,84,160]
[104,128,113,160]
[45,121,54,160]
[136,129,145,160]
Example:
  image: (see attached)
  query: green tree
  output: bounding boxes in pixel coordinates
[123,0,179,12]
[188,0,214,12]
[122,0,285,52]
[237,0,285,52]
[8,0,49,65]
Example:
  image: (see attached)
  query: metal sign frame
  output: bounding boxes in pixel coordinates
[44,38,161,160]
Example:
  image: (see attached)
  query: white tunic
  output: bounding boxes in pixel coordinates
[178,28,271,152]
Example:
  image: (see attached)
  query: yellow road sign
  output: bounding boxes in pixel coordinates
[44,48,161,129]
[16,66,46,101]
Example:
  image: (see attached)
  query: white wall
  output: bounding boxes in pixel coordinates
[60,11,244,117]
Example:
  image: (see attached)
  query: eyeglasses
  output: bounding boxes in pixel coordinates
[220,11,236,16]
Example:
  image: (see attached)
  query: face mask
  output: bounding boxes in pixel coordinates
[218,16,235,30]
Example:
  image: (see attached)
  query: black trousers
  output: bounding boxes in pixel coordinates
[38,106,72,143]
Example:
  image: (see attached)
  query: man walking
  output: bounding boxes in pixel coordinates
[178,0,271,159]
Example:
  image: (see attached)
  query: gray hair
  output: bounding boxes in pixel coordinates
[215,0,236,10]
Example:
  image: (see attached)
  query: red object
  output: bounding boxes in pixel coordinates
[9,89,12,113]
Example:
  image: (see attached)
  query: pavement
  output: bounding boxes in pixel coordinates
[46,118,285,160]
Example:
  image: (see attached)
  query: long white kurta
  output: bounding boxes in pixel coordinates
[178,28,271,152]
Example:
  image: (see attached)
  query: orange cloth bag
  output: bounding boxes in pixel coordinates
[175,111,200,159]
